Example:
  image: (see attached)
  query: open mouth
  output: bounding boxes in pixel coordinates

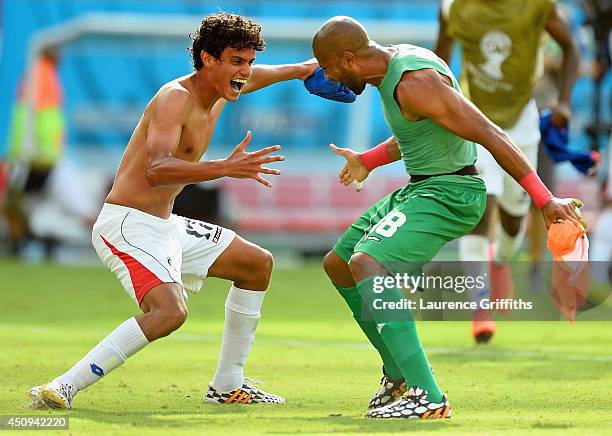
[230,78,247,93]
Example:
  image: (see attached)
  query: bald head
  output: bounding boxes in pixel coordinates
[312,16,369,60]
[311,16,372,95]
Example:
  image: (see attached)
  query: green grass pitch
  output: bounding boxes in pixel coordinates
[0,258,611,435]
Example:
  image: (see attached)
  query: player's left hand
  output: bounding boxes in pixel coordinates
[304,68,357,103]
[541,197,585,229]
[329,144,369,191]
[297,58,319,80]
[550,102,572,128]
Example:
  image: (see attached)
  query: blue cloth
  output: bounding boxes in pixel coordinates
[304,68,356,103]
[540,109,599,175]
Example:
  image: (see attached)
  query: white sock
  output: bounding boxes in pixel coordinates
[494,222,526,263]
[459,235,490,304]
[212,286,265,392]
[57,317,149,390]
[459,235,489,262]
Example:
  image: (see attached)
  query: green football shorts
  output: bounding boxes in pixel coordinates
[333,175,486,273]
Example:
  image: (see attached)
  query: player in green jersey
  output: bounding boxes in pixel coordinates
[313,16,580,419]
[435,0,579,343]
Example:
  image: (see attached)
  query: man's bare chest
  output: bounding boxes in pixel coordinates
[174,114,220,162]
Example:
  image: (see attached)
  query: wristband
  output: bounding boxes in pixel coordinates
[359,142,394,172]
[519,172,553,209]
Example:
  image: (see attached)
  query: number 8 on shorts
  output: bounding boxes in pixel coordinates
[374,211,407,238]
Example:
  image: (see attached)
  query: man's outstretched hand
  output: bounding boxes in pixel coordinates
[224,131,284,187]
[329,144,369,191]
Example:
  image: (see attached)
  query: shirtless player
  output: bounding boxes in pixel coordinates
[28,12,317,409]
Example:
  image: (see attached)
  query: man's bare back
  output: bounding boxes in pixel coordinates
[106,74,226,218]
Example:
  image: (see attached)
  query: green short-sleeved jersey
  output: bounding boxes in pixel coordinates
[378,44,477,176]
[443,0,555,128]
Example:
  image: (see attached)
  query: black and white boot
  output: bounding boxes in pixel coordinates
[366,386,451,419]
[204,379,285,404]
[368,372,407,409]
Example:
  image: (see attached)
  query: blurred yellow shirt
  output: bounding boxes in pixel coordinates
[443,0,555,128]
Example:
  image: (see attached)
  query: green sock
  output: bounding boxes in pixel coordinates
[335,285,403,380]
[356,276,444,402]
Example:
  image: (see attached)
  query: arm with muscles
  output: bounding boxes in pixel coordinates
[240,59,318,94]
[243,61,356,102]
[329,136,401,191]
[546,4,579,127]
[394,68,581,227]
[145,88,283,188]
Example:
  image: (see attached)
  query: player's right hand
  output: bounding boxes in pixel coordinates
[329,144,369,191]
[225,131,284,187]
[550,102,572,128]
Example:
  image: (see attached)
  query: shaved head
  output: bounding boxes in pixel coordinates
[312,16,369,60]
[312,16,371,94]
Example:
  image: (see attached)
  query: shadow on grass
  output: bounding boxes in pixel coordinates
[32,406,463,433]
[261,416,461,433]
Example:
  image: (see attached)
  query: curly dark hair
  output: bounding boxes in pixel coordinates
[189,12,266,70]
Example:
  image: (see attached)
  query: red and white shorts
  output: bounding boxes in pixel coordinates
[92,203,235,305]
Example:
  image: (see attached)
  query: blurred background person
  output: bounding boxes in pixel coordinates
[587,0,612,284]
[591,140,611,283]
[435,0,580,343]
[2,46,96,259]
[529,35,567,288]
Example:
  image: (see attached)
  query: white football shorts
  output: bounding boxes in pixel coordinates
[92,203,235,305]
[476,98,541,217]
